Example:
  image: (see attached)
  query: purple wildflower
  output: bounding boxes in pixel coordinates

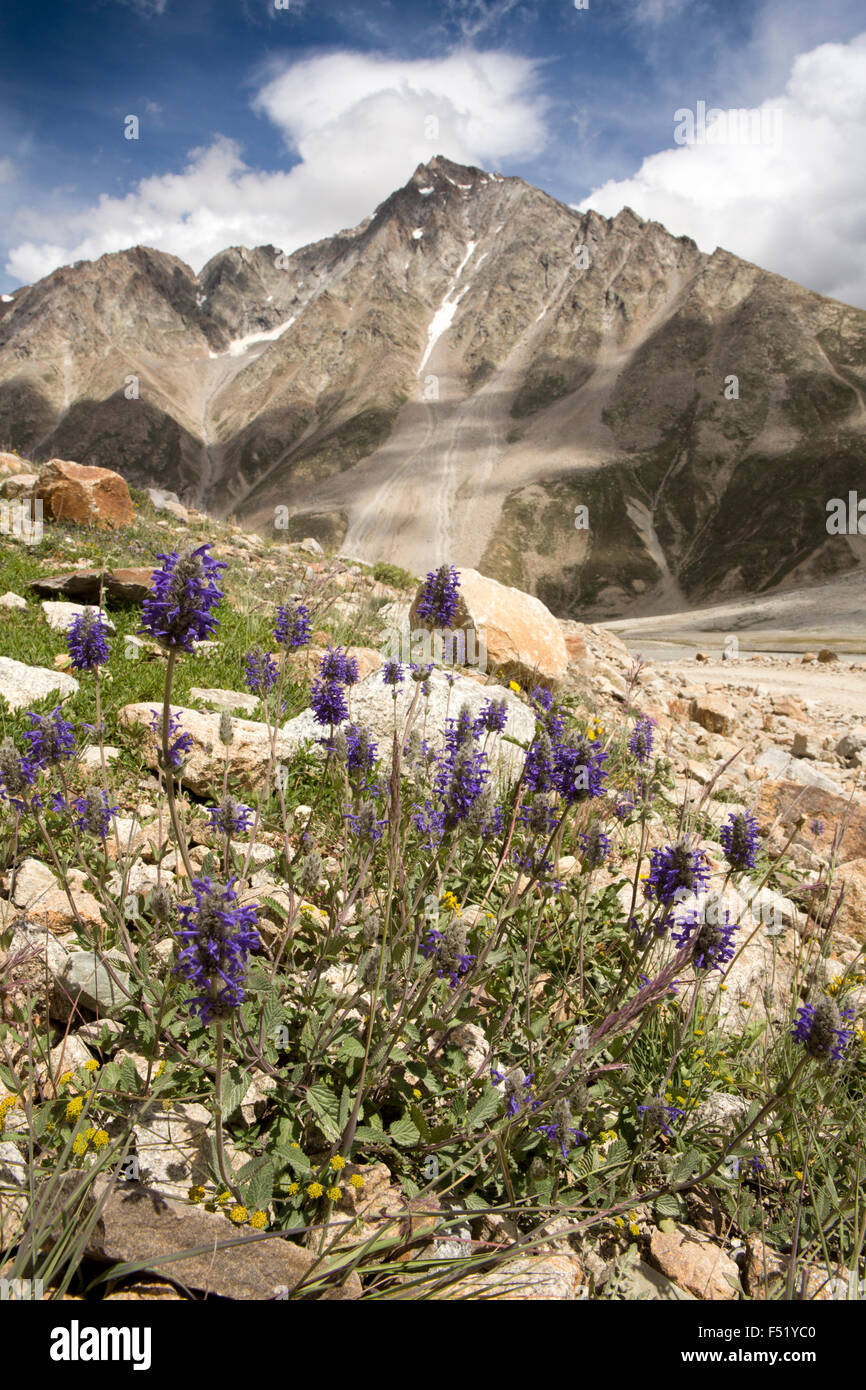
[319,647,359,685]
[345,800,388,843]
[66,609,110,671]
[554,732,607,803]
[629,716,656,765]
[208,796,252,837]
[492,1067,539,1117]
[535,1121,588,1162]
[174,877,260,1024]
[645,841,710,906]
[274,600,312,649]
[23,707,76,767]
[579,825,610,868]
[420,924,475,989]
[140,544,227,653]
[791,999,855,1063]
[72,788,116,838]
[382,660,404,687]
[719,810,761,871]
[310,678,349,727]
[150,709,193,771]
[244,647,278,695]
[672,901,739,971]
[474,698,508,735]
[0,739,38,807]
[638,1098,685,1137]
[415,564,461,629]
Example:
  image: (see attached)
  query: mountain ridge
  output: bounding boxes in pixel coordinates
[1,153,864,620]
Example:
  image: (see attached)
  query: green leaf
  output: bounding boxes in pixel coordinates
[604,1138,629,1166]
[468,1086,501,1129]
[244,1158,276,1211]
[353,1125,394,1147]
[389,1115,421,1147]
[118,1054,140,1095]
[654,1193,685,1218]
[221,1067,249,1119]
[336,1036,366,1060]
[409,1104,431,1142]
[673,1148,701,1183]
[338,1083,352,1130]
[306,1083,342,1142]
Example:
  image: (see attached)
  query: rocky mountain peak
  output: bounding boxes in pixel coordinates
[0,160,863,621]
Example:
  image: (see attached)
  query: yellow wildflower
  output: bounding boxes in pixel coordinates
[441,891,460,913]
[228,1205,248,1224]
[348,1174,365,1190]
[614,1216,624,1229]
[58,1071,74,1087]
[329,1155,346,1171]
[83,1059,99,1073]
[249,1211,268,1230]
[72,1133,89,1157]
[509,681,521,693]
[154,1060,166,1078]
[188,1186,206,1204]
[412,1088,422,1100]
[65,1097,84,1121]
[288,1182,300,1195]
[326,1186,342,1201]
[629,1223,640,1237]
[217,1189,232,1205]
[0,1094,18,1122]
[306,1181,324,1199]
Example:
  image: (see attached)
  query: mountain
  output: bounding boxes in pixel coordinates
[2,154,865,619]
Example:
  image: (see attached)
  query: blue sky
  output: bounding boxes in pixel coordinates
[1,0,865,305]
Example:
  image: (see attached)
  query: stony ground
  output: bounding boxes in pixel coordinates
[0,468,864,1302]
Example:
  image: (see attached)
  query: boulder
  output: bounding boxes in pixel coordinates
[0,655,78,712]
[11,857,103,936]
[753,747,843,795]
[146,487,189,522]
[836,728,866,763]
[30,567,156,605]
[0,452,36,477]
[189,687,260,716]
[440,1253,587,1300]
[40,601,116,635]
[0,473,35,500]
[409,566,568,689]
[119,703,296,798]
[756,782,866,864]
[834,860,866,943]
[53,950,132,1020]
[278,667,535,784]
[0,592,26,610]
[649,1223,740,1300]
[689,694,737,737]
[74,1178,361,1300]
[33,459,134,530]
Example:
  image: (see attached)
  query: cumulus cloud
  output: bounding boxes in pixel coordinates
[4,48,547,285]
[579,32,866,308]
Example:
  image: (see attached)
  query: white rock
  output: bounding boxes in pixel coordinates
[40,600,116,635]
[0,656,78,711]
[0,591,26,610]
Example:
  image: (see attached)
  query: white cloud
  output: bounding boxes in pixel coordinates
[445,0,526,39]
[579,32,866,308]
[4,48,546,285]
[0,158,15,184]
